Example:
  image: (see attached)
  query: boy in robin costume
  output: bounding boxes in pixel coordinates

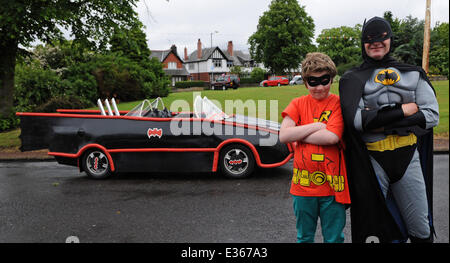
[280,52,350,243]
[339,17,439,243]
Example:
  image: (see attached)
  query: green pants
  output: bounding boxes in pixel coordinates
[292,195,346,243]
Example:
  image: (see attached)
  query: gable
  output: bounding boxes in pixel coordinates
[164,52,183,65]
[150,49,184,64]
[187,47,231,63]
[210,49,227,60]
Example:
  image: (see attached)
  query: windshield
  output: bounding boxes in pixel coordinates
[215,76,227,81]
[193,96,229,120]
[125,97,164,117]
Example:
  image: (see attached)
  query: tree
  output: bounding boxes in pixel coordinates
[430,22,449,77]
[108,21,170,99]
[248,0,315,74]
[390,15,424,65]
[230,66,243,77]
[316,25,361,67]
[0,0,139,117]
[382,11,448,77]
[110,20,152,63]
[250,67,266,82]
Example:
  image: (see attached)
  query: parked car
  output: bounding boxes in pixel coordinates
[16,96,293,179]
[211,74,240,90]
[289,75,303,85]
[260,76,289,87]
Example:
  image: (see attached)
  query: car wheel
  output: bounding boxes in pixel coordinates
[82,149,112,179]
[264,83,268,87]
[220,144,255,179]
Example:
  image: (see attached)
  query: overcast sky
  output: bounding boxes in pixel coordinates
[137,0,449,55]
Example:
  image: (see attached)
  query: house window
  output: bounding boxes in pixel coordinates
[188,63,194,70]
[168,62,177,69]
[213,59,222,68]
[227,61,233,68]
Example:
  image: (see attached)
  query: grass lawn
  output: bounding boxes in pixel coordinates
[108,80,449,135]
[433,80,449,136]
[1,80,448,149]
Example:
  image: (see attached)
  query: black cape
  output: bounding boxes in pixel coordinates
[339,57,435,243]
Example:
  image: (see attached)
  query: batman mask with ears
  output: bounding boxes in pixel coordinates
[361,17,394,63]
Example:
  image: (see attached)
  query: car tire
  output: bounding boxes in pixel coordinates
[264,83,268,87]
[82,149,112,179]
[219,144,255,179]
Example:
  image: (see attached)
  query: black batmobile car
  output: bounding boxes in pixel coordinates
[17,96,293,179]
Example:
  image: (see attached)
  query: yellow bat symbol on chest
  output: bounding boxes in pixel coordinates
[375,69,400,85]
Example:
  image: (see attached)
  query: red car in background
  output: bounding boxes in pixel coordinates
[260,76,289,87]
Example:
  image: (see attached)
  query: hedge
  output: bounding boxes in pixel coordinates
[174,81,206,89]
[239,77,259,84]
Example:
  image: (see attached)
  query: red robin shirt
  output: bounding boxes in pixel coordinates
[282,94,350,204]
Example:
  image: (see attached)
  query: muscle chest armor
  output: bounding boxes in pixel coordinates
[362,67,420,109]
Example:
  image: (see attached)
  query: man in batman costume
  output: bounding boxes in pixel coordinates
[339,17,439,243]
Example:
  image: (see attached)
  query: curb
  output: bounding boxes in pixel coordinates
[0,158,56,163]
[0,151,448,163]
[0,139,448,162]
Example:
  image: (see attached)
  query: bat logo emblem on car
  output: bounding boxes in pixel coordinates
[147,128,163,139]
[229,160,243,165]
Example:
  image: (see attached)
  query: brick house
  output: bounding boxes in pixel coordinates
[223,40,259,77]
[183,39,232,82]
[150,45,190,86]
[184,39,266,82]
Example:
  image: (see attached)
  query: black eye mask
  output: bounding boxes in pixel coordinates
[362,17,392,43]
[307,74,331,87]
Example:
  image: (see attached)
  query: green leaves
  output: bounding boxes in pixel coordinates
[317,26,361,67]
[430,22,449,77]
[248,0,315,74]
[110,21,152,63]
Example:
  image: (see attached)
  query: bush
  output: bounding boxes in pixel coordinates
[174,81,206,89]
[34,95,92,113]
[60,62,98,103]
[0,109,20,132]
[250,67,266,82]
[240,77,259,84]
[14,61,66,110]
[62,54,170,102]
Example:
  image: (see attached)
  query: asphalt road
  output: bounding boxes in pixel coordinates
[0,155,448,243]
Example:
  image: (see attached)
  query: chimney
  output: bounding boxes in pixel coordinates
[197,39,202,59]
[227,41,233,56]
[170,44,177,54]
[184,47,188,61]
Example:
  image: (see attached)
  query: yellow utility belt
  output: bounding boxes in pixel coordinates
[292,168,345,192]
[365,134,417,152]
